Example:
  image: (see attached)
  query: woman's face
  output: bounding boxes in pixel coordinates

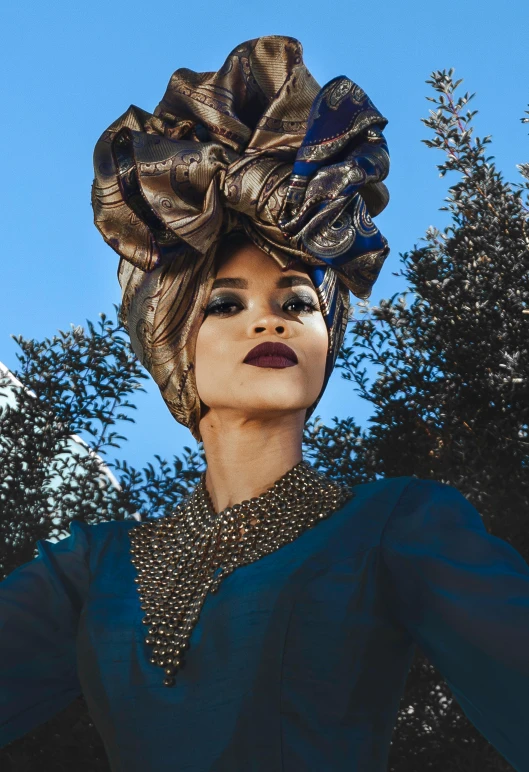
[195,239,328,427]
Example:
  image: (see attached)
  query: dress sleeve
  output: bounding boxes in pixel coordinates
[379,477,529,772]
[0,520,91,748]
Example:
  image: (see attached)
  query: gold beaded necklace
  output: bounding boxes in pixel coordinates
[129,460,354,687]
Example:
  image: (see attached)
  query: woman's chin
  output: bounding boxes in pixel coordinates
[198,369,324,422]
[200,394,315,422]
[231,390,316,418]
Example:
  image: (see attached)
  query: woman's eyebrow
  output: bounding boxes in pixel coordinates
[211,276,314,289]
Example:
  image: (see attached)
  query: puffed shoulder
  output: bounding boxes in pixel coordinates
[384,476,487,533]
[379,475,529,610]
[0,516,140,749]
[1,520,94,619]
[2,519,138,614]
[378,476,529,772]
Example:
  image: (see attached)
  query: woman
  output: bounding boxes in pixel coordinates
[1,36,529,772]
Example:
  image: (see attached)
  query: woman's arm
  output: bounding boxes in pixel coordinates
[0,521,91,747]
[379,478,529,772]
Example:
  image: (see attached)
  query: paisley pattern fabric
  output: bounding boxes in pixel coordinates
[91,36,390,440]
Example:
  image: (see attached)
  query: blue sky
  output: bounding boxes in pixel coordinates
[1,0,528,473]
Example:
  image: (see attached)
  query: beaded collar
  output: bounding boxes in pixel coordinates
[129,460,354,687]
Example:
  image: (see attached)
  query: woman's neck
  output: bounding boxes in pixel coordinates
[199,410,305,513]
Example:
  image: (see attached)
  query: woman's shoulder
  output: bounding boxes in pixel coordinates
[372,475,484,548]
[65,516,138,543]
[42,517,139,568]
[336,475,474,551]
[347,474,417,515]
[350,474,465,512]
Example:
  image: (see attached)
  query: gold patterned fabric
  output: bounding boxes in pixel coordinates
[91,36,390,441]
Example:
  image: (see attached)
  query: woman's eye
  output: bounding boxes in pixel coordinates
[205,294,319,317]
[284,296,319,314]
[205,298,242,316]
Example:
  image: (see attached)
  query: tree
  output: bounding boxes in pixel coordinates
[1,70,527,771]
[0,312,204,580]
[305,69,529,771]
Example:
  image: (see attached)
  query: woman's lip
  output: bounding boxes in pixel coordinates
[244,356,297,369]
[243,341,298,365]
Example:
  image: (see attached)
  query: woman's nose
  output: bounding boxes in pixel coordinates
[254,320,285,334]
[250,309,288,336]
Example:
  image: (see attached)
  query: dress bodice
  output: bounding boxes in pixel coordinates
[1,476,528,771]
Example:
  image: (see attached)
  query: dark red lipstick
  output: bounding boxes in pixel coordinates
[243,341,298,368]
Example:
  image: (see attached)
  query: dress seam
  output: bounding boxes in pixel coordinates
[277,546,374,771]
[376,476,419,637]
[278,575,306,772]
[379,476,418,550]
[277,480,416,769]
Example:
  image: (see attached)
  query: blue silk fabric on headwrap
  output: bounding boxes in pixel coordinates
[91,36,390,440]
[2,478,529,770]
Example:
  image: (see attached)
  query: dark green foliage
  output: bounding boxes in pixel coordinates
[305,69,529,771]
[0,312,204,579]
[1,70,527,770]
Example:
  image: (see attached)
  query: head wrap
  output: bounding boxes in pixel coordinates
[92,36,390,441]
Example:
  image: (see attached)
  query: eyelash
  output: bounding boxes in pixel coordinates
[205,294,319,317]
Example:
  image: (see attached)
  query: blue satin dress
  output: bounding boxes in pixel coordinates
[1,476,528,771]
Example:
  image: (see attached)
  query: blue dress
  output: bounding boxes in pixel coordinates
[1,476,528,771]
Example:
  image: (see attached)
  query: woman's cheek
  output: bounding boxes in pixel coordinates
[309,319,329,368]
[195,322,236,395]
[194,323,218,400]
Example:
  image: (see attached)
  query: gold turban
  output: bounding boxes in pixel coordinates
[92,36,390,441]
